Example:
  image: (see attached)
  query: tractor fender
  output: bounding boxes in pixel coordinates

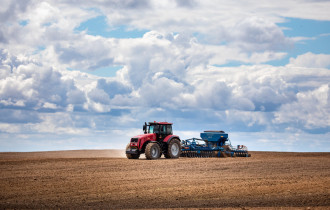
[163,135,180,144]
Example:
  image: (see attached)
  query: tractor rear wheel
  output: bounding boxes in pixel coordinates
[145,143,161,160]
[165,138,181,159]
[126,144,140,159]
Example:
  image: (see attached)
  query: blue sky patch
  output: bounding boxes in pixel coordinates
[279,17,330,38]
[19,20,29,26]
[32,46,46,55]
[90,66,122,77]
[213,61,248,68]
[266,18,330,66]
[75,16,148,38]
[67,66,122,77]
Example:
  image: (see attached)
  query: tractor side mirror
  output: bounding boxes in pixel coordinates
[143,122,147,134]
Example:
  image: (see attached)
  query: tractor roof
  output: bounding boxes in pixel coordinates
[148,121,173,125]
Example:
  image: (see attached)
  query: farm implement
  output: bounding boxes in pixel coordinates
[181,130,250,158]
[126,121,250,160]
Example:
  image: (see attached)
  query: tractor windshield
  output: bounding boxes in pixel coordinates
[148,125,159,134]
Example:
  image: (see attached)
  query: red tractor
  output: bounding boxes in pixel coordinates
[126,121,181,160]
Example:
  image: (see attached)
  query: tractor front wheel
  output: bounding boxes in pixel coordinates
[165,139,181,159]
[145,143,161,160]
[126,144,140,159]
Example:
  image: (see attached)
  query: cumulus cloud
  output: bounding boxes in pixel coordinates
[0,49,124,115]
[178,65,300,112]
[98,0,329,47]
[96,78,131,98]
[140,76,185,108]
[0,109,41,124]
[289,52,330,68]
[274,84,330,130]
[0,0,32,23]
[0,60,74,112]
[229,16,293,51]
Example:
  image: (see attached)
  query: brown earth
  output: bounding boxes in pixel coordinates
[0,150,329,209]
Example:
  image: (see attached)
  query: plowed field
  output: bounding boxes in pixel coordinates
[0,150,329,209]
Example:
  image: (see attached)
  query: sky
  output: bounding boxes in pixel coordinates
[0,0,329,152]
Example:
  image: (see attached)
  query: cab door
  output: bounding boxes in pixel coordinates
[159,124,167,141]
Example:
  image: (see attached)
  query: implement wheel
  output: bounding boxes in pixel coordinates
[165,139,181,159]
[145,143,161,160]
[126,144,140,159]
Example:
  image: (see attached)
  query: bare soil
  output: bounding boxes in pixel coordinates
[0,150,329,209]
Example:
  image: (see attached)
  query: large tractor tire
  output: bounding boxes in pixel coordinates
[165,138,181,159]
[126,144,140,159]
[145,142,161,160]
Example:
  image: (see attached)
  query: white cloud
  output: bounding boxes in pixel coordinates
[1,0,319,71]
[228,16,293,51]
[0,61,71,111]
[289,52,330,68]
[98,0,329,46]
[182,65,299,112]
[140,76,185,108]
[0,50,123,114]
[274,84,330,129]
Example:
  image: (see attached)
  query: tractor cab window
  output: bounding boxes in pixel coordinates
[148,124,172,135]
[160,125,166,135]
[148,125,159,134]
[160,124,173,135]
[166,125,173,135]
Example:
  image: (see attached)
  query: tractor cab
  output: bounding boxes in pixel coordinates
[143,122,173,141]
